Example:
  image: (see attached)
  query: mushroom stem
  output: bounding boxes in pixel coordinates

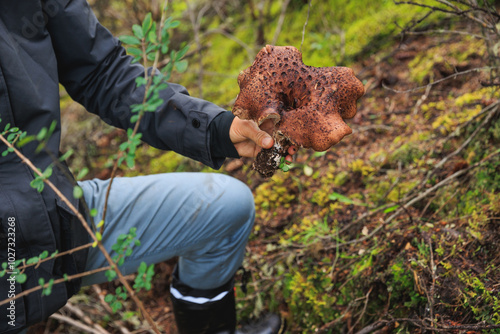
[253,132,292,178]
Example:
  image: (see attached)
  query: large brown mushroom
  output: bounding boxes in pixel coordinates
[233,45,364,177]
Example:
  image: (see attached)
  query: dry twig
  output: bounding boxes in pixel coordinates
[383,66,499,93]
[50,313,107,334]
[62,302,110,334]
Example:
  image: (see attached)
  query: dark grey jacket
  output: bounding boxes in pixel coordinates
[0,1,234,332]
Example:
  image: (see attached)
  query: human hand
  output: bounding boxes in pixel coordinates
[229,117,297,160]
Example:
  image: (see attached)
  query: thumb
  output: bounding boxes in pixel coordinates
[244,121,274,148]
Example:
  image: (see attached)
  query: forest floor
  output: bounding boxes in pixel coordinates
[29,16,499,334]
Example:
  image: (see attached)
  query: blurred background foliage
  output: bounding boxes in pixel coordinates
[50,0,500,333]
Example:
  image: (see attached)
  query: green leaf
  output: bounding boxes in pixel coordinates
[125,248,133,257]
[383,205,400,214]
[132,24,143,39]
[329,192,354,205]
[127,47,142,58]
[142,13,152,37]
[125,155,135,169]
[174,60,188,73]
[73,185,83,199]
[16,273,27,284]
[147,263,155,276]
[146,43,157,54]
[59,149,74,161]
[95,231,102,241]
[138,262,147,274]
[313,151,327,157]
[90,208,98,217]
[135,76,147,87]
[170,20,180,29]
[119,35,141,45]
[177,44,189,59]
[147,29,157,44]
[76,167,89,180]
[42,279,54,296]
[2,150,9,157]
[111,301,123,312]
[39,250,49,259]
[30,178,45,193]
[130,114,140,123]
[104,294,114,303]
[48,121,57,136]
[36,127,47,141]
[7,133,17,142]
[42,166,53,179]
[16,135,35,147]
[96,219,104,228]
[105,269,117,282]
[161,44,169,55]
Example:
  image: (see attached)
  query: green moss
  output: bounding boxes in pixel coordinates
[254,175,296,219]
[366,180,391,203]
[389,142,426,167]
[333,170,349,187]
[388,259,426,309]
[386,181,418,203]
[409,36,486,84]
[459,270,500,324]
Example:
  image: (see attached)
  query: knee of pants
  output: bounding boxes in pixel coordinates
[220,176,255,234]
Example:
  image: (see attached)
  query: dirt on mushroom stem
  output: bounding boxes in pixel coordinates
[253,131,293,178]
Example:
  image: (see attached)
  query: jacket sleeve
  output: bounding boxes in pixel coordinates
[46,0,226,168]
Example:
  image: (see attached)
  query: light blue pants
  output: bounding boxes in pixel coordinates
[78,173,255,290]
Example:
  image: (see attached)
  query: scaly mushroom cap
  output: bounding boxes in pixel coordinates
[233,45,364,151]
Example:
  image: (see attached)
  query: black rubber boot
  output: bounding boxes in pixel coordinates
[170,268,236,334]
[170,268,285,334]
[235,314,285,334]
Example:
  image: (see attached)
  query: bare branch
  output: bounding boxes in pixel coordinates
[300,0,312,52]
[50,313,106,334]
[403,29,486,39]
[16,243,93,272]
[62,302,111,334]
[383,66,499,93]
[0,266,110,307]
[271,0,292,46]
